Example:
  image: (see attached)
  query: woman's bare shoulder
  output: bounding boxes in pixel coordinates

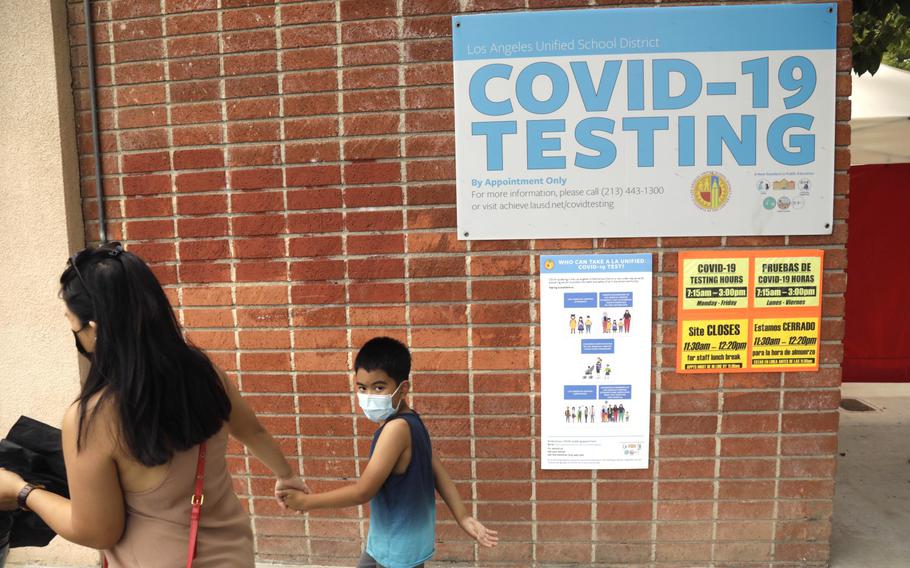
[62,391,119,454]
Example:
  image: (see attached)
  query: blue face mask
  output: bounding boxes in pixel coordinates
[357,382,405,423]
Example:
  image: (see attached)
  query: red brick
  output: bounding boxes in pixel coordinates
[169,58,220,81]
[223,29,277,53]
[343,113,399,136]
[283,47,337,71]
[173,124,222,146]
[223,6,275,30]
[123,174,172,196]
[281,3,335,25]
[230,168,283,191]
[286,165,341,187]
[112,18,162,42]
[342,20,398,43]
[170,103,221,125]
[782,412,839,433]
[114,62,164,84]
[122,151,170,173]
[179,240,230,262]
[721,437,777,457]
[124,196,172,218]
[115,84,166,107]
[343,44,400,66]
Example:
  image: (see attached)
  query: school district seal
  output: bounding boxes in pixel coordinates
[691,172,730,212]
[544,259,555,271]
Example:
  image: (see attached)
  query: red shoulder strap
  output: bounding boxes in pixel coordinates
[104,441,207,568]
[186,441,207,568]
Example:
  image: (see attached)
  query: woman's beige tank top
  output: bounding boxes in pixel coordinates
[104,427,254,567]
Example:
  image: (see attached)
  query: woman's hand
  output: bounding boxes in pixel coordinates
[0,468,27,511]
[275,474,310,509]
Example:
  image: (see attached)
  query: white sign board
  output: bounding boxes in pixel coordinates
[540,254,652,469]
[453,4,837,240]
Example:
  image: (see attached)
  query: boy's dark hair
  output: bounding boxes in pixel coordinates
[355,337,411,383]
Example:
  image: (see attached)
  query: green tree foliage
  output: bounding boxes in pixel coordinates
[854,0,910,74]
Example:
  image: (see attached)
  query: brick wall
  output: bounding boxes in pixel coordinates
[66,0,852,565]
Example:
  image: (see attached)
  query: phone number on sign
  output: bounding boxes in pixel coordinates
[596,186,665,198]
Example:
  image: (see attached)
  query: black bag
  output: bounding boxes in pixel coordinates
[0,416,68,548]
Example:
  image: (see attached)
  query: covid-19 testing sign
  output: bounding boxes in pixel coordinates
[452,4,837,240]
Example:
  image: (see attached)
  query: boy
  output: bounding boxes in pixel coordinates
[278,337,498,568]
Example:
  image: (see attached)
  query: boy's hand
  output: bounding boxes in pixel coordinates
[459,516,499,548]
[275,474,310,509]
[277,488,311,513]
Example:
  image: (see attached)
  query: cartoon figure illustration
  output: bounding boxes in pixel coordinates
[585,316,592,334]
[623,310,632,333]
[595,357,602,376]
[602,313,608,333]
[624,409,630,422]
[577,408,582,423]
[570,314,576,334]
[571,406,576,423]
[584,365,594,379]
[601,405,607,422]
[612,405,619,422]
[590,406,595,423]
[577,318,585,335]
[618,404,625,422]
[604,363,611,376]
[583,406,589,423]
[565,406,571,423]
[612,321,618,333]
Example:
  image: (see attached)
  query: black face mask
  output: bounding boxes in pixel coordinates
[73,330,91,358]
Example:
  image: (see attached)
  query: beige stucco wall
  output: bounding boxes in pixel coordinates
[0,0,95,565]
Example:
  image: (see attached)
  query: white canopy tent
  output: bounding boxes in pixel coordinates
[850,64,910,165]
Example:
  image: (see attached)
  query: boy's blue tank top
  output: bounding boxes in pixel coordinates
[366,411,436,568]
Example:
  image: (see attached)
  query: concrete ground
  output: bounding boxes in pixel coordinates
[831,382,910,568]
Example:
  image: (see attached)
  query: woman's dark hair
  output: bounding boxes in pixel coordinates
[354,337,411,384]
[61,242,231,466]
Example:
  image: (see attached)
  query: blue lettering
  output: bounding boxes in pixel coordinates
[570,60,622,112]
[627,60,645,111]
[678,116,695,167]
[707,115,757,166]
[527,119,566,170]
[471,121,518,171]
[469,64,513,116]
[575,118,617,169]
[516,63,570,115]
[653,59,702,110]
[622,117,669,167]
[768,114,815,166]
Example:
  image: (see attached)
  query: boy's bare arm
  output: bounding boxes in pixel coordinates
[432,454,499,547]
[279,420,410,512]
[432,454,468,521]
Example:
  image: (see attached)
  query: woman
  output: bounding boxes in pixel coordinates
[0,243,307,566]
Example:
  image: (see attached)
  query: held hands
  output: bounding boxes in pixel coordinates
[459,516,499,548]
[274,474,310,510]
[0,468,27,511]
[275,488,310,513]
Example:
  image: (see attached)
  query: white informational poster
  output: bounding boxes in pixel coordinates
[540,254,652,469]
[452,4,837,240]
